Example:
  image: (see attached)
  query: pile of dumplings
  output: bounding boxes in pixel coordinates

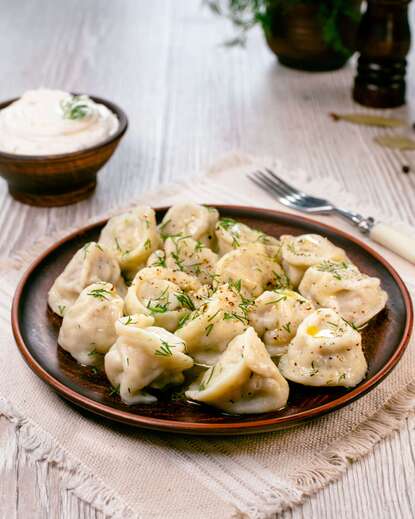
[48,204,388,415]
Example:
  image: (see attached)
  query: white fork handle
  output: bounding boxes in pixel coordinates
[370,222,415,264]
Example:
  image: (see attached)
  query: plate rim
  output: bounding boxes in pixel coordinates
[11,205,414,434]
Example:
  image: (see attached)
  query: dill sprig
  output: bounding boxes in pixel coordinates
[144,238,152,250]
[146,287,169,314]
[341,317,367,332]
[177,312,191,329]
[310,360,319,377]
[124,315,138,325]
[316,261,350,281]
[150,253,167,268]
[205,323,214,336]
[154,340,175,357]
[199,365,215,391]
[282,321,292,334]
[60,94,92,120]
[87,287,113,300]
[109,384,120,396]
[175,292,195,311]
[223,311,248,325]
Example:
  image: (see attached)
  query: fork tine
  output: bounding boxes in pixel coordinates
[255,171,303,202]
[248,173,297,209]
[264,168,307,197]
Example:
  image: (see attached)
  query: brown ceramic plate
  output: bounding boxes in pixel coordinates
[12,206,413,435]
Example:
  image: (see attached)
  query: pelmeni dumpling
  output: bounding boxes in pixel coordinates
[163,234,218,285]
[299,260,388,327]
[280,234,348,288]
[186,327,289,414]
[99,205,161,275]
[125,266,200,331]
[215,243,289,298]
[279,308,367,388]
[248,289,315,357]
[58,282,124,366]
[175,284,248,365]
[104,314,193,405]
[48,242,125,317]
[159,204,219,247]
[215,217,280,256]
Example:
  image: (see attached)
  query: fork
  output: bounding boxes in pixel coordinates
[248,168,415,264]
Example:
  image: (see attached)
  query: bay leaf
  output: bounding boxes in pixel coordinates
[374,135,415,150]
[330,112,406,128]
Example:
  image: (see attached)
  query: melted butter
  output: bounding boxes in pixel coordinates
[307,325,319,336]
[307,325,336,338]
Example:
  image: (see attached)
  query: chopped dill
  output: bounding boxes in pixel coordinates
[87,288,113,300]
[154,340,175,357]
[144,238,152,250]
[175,292,195,311]
[282,321,292,334]
[109,384,120,396]
[205,323,214,336]
[61,95,91,120]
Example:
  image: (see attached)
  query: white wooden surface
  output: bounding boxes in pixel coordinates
[0,1,414,517]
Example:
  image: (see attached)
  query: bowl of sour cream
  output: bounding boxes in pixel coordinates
[0,89,128,206]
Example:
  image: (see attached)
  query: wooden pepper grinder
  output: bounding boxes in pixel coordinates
[353,0,411,108]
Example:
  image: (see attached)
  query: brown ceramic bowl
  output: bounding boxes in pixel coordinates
[0,95,128,207]
[11,206,413,435]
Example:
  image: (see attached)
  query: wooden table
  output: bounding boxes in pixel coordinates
[1,1,414,517]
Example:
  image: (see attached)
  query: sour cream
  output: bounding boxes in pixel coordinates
[0,89,119,155]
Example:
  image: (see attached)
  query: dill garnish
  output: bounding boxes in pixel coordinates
[282,321,292,334]
[223,312,248,325]
[194,240,204,252]
[61,95,91,120]
[154,340,175,357]
[109,384,120,396]
[341,317,367,332]
[316,261,350,280]
[200,365,215,390]
[175,292,195,311]
[205,323,214,336]
[177,312,191,329]
[144,238,152,250]
[87,287,113,300]
[265,295,288,305]
[273,270,290,289]
[310,360,319,376]
[217,217,238,231]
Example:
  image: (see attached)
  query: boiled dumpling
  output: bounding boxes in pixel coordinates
[215,217,280,256]
[186,327,289,414]
[48,242,125,317]
[248,289,315,357]
[125,266,200,331]
[280,234,348,288]
[163,234,218,285]
[215,243,289,298]
[104,314,193,405]
[99,205,161,276]
[279,308,367,387]
[175,284,248,365]
[299,260,388,327]
[158,204,219,247]
[58,282,124,366]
